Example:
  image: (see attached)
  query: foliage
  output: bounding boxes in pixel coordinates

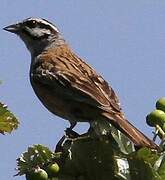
[14,97,165,179]
[16,133,165,180]
[0,102,19,134]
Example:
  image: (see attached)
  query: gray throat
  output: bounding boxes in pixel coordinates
[25,34,66,58]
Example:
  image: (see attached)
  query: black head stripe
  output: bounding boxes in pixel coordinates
[23,18,59,33]
[23,20,37,28]
[20,17,59,40]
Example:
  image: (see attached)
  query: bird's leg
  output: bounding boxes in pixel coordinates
[55,122,77,152]
[65,122,80,138]
[70,121,77,130]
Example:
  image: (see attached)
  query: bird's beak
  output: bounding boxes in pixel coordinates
[3,23,21,34]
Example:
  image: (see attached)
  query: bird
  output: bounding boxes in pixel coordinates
[3,17,158,149]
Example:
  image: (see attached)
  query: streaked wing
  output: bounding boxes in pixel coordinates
[32,45,121,112]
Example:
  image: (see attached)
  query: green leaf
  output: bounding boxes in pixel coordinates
[157,153,165,179]
[16,144,58,176]
[111,128,135,154]
[0,102,19,134]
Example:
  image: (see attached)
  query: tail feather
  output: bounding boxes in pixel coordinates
[102,112,158,149]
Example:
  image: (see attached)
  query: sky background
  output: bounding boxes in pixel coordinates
[1,1,165,179]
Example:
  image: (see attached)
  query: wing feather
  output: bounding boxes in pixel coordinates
[31,45,121,112]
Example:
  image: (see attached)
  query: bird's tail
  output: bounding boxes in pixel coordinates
[102,112,158,149]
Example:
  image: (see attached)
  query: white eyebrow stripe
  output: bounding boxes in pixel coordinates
[24,17,60,33]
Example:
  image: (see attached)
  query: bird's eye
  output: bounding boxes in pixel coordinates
[25,20,37,28]
[32,21,36,25]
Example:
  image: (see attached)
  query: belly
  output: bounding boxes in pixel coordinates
[30,80,98,123]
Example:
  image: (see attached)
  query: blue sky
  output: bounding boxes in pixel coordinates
[1,1,165,179]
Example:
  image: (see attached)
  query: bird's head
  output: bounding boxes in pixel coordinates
[3,17,65,56]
